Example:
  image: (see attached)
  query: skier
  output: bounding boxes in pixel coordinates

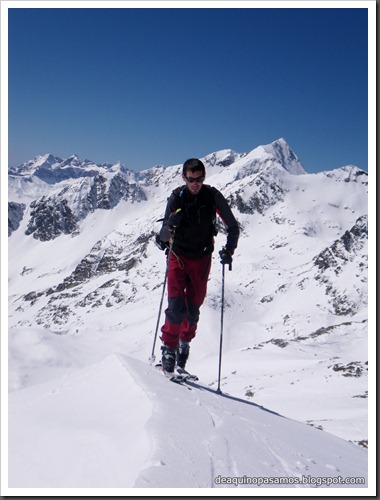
[158,158,239,373]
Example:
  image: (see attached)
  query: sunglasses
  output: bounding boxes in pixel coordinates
[184,175,205,183]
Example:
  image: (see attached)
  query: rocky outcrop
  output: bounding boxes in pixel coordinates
[8,202,26,236]
[314,215,368,272]
[24,173,147,241]
[25,198,78,241]
[227,175,286,214]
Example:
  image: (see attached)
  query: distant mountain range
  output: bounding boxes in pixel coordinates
[8,138,368,447]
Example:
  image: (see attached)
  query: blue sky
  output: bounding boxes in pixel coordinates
[7,5,369,172]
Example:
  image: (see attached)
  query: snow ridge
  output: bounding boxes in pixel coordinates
[8,354,368,489]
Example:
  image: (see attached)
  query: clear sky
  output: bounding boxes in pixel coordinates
[7,3,370,173]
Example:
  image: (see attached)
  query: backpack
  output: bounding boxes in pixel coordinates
[169,185,218,258]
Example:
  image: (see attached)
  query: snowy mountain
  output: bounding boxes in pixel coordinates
[6,138,370,490]
[8,153,134,184]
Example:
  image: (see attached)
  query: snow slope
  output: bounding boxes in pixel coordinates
[8,354,367,491]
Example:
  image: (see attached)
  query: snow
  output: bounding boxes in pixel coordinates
[7,353,368,491]
[3,139,373,493]
[8,354,152,488]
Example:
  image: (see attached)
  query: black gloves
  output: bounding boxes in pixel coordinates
[219,246,234,268]
[167,209,182,229]
[154,234,168,251]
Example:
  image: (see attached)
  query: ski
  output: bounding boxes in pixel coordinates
[155,363,186,384]
[169,373,192,384]
[155,363,198,384]
[175,366,199,381]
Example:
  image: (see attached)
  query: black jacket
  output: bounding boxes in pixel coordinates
[160,184,239,258]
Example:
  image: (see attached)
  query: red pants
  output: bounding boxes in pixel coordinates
[160,252,212,348]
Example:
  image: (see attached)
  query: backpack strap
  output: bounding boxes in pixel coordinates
[171,185,187,211]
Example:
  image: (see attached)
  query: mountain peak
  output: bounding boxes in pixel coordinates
[67,154,79,162]
[9,154,63,176]
[202,148,241,168]
[262,138,306,175]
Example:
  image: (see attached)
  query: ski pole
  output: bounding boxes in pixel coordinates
[215,260,226,393]
[149,263,169,364]
[216,257,232,393]
[149,227,177,364]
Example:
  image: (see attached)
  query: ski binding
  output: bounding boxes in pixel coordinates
[155,363,199,383]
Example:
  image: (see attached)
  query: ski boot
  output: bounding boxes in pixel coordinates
[177,340,190,369]
[161,344,177,373]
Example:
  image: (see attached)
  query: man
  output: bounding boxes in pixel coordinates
[158,158,239,373]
